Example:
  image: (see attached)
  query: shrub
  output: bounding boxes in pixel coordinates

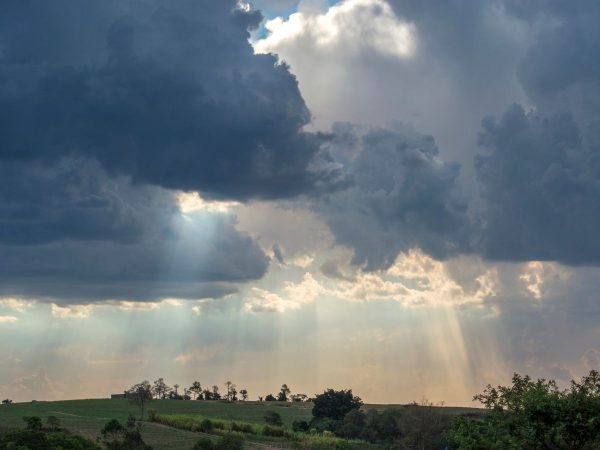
[215,433,243,450]
[263,411,283,426]
[146,409,158,422]
[23,416,42,431]
[292,420,310,432]
[0,430,100,450]
[46,432,102,449]
[199,418,214,433]
[192,437,215,450]
[46,415,61,430]
[262,425,285,437]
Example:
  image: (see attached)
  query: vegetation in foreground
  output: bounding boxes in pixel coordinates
[2,370,600,449]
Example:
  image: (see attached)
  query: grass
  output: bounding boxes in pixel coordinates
[150,412,373,449]
[0,399,313,449]
[0,399,483,449]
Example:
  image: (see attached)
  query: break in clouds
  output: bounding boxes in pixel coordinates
[2,0,600,304]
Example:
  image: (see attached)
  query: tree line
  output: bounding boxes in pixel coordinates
[124,378,310,404]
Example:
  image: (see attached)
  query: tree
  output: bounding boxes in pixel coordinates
[46,415,61,430]
[126,380,153,419]
[23,416,42,430]
[291,393,308,402]
[265,394,276,402]
[212,385,221,400]
[224,381,236,401]
[449,370,600,450]
[277,384,291,402]
[101,416,152,450]
[239,389,248,401]
[173,384,179,396]
[312,388,363,421]
[152,377,171,399]
[190,381,202,400]
[1,398,12,405]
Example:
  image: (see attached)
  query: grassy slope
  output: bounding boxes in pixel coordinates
[0,399,312,449]
[0,399,485,449]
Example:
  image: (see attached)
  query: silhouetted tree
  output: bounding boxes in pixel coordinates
[212,385,221,400]
[127,380,153,419]
[190,381,202,400]
[1,399,12,405]
[265,394,276,402]
[312,389,363,421]
[277,384,291,402]
[239,389,248,401]
[152,378,170,399]
[291,393,308,402]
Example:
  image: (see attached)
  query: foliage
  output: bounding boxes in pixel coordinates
[101,416,152,450]
[277,384,291,402]
[127,381,153,419]
[0,429,100,450]
[264,394,276,402]
[46,415,61,431]
[214,433,244,450]
[192,437,215,450]
[263,411,283,426]
[292,420,310,432]
[449,370,600,450]
[22,416,42,431]
[1,400,12,405]
[312,389,363,421]
[152,378,171,400]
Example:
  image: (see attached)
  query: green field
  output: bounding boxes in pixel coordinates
[0,399,313,449]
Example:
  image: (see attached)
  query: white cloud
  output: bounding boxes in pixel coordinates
[176,191,239,214]
[0,315,18,323]
[51,304,94,319]
[0,298,33,313]
[255,0,416,59]
[246,272,323,312]
[328,250,497,307]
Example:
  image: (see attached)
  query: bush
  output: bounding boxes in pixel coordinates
[262,425,285,437]
[46,415,61,430]
[214,433,243,450]
[199,418,214,433]
[292,420,310,432]
[147,409,158,422]
[192,437,215,450]
[0,430,101,450]
[23,416,42,431]
[263,411,283,426]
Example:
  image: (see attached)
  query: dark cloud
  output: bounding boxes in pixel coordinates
[318,123,471,271]
[272,244,285,264]
[475,104,600,264]
[0,159,268,303]
[0,0,342,201]
[512,0,600,118]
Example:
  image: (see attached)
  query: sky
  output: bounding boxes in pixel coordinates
[1,0,600,405]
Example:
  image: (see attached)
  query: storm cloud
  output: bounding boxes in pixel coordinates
[0,0,341,200]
